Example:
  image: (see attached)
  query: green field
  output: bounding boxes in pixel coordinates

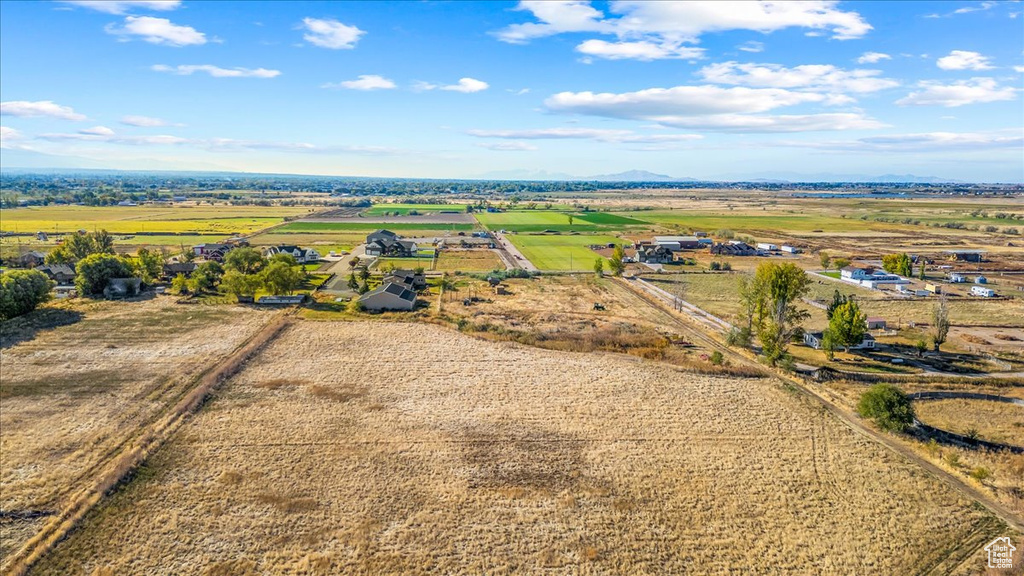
[364,203,469,215]
[277,222,474,233]
[619,211,886,234]
[508,234,620,271]
[0,205,312,234]
[574,212,649,225]
[475,211,604,233]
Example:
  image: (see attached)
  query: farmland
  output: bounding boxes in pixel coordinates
[434,249,504,272]
[364,203,469,215]
[30,321,1009,574]
[0,205,314,235]
[0,298,275,567]
[914,399,1024,446]
[275,221,474,233]
[506,234,619,271]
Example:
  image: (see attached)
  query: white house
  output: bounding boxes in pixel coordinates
[841,266,907,286]
[804,331,875,350]
[264,245,320,264]
[970,285,995,297]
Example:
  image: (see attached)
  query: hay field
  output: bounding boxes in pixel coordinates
[915,399,1024,446]
[0,205,313,234]
[33,321,1011,575]
[507,234,619,270]
[434,249,504,272]
[0,299,274,566]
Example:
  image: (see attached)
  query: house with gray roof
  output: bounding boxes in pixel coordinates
[359,281,417,311]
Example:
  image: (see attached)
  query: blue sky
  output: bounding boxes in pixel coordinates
[1,0,1022,181]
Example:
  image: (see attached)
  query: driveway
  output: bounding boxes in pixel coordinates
[493,232,538,271]
[320,245,367,295]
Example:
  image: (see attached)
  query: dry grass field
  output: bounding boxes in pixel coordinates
[434,249,504,272]
[31,320,1016,575]
[914,399,1024,446]
[0,299,274,567]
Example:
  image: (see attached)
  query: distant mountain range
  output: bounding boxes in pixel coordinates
[477,168,964,183]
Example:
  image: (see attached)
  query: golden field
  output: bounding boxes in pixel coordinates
[31,321,1014,575]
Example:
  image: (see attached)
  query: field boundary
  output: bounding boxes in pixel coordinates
[2,310,295,576]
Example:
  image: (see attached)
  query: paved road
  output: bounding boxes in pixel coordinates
[493,232,538,271]
[320,245,366,295]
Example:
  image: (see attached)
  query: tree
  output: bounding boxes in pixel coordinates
[349,256,360,268]
[75,253,133,297]
[825,290,850,320]
[567,214,574,227]
[224,247,266,275]
[821,330,837,361]
[0,269,53,320]
[857,384,914,433]
[733,275,766,348]
[347,272,359,290]
[918,261,926,280]
[171,273,190,295]
[261,261,302,295]
[593,258,604,277]
[179,244,196,263]
[357,266,370,281]
[608,245,625,276]
[819,252,831,269]
[751,262,811,366]
[134,248,163,284]
[46,230,116,264]
[932,297,950,351]
[832,257,851,270]
[221,270,263,300]
[882,253,912,277]
[269,252,298,266]
[189,261,224,294]
[828,300,867,352]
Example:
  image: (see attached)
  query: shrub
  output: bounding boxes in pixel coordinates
[969,466,991,481]
[857,384,914,433]
[75,253,134,297]
[709,351,724,365]
[0,269,54,320]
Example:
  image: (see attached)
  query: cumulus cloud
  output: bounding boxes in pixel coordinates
[936,50,994,70]
[783,130,1022,152]
[545,85,830,117]
[494,1,871,61]
[151,64,281,78]
[79,125,115,136]
[105,16,206,46]
[121,114,176,127]
[476,141,539,151]
[896,78,1017,107]
[61,1,181,14]
[441,78,489,93]
[856,51,891,64]
[322,75,396,90]
[652,113,886,132]
[301,17,365,49]
[467,127,703,143]
[698,61,899,93]
[0,126,25,148]
[0,100,86,121]
[1015,65,1024,73]
[737,41,764,53]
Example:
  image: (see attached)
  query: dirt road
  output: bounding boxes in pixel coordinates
[493,232,537,271]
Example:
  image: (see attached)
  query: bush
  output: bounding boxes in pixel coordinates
[75,253,134,297]
[0,269,54,320]
[857,384,914,433]
[709,351,724,365]
[969,466,991,481]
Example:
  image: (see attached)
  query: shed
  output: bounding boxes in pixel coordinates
[865,317,887,330]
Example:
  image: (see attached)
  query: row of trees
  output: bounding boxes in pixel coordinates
[173,247,305,299]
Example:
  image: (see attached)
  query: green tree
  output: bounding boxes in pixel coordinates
[221,270,263,300]
[882,253,912,277]
[857,384,914,433]
[75,253,133,297]
[269,252,298,266]
[732,274,766,348]
[832,257,851,270]
[46,230,117,264]
[179,244,196,263]
[357,266,370,281]
[261,261,302,295]
[134,248,164,284]
[189,261,224,293]
[224,247,267,275]
[608,245,625,276]
[171,273,190,295]
[825,290,849,320]
[918,261,926,280]
[567,214,574,227]
[932,297,950,351]
[347,272,359,290]
[819,252,831,269]
[821,329,837,361]
[828,300,867,352]
[0,269,53,320]
[593,258,604,277]
[751,262,811,366]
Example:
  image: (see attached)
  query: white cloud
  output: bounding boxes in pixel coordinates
[476,141,539,151]
[545,85,831,117]
[0,126,25,148]
[896,78,1017,107]
[323,75,396,90]
[1015,65,1024,73]
[61,1,181,14]
[576,39,704,61]
[495,1,871,61]
[0,100,86,121]
[653,113,886,132]
[151,64,281,78]
[936,50,994,70]
[38,131,189,145]
[953,1,996,15]
[737,41,764,53]
[856,51,891,64]
[783,130,1022,152]
[411,81,438,92]
[507,88,531,95]
[121,114,176,127]
[105,16,206,46]
[440,78,489,93]
[301,17,364,49]
[698,61,899,93]
[80,125,115,136]
[468,127,703,143]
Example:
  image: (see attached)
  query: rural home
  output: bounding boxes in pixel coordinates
[948,272,966,283]
[653,236,701,251]
[360,281,417,311]
[366,229,399,245]
[193,243,231,261]
[970,285,996,297]
[103,277,142,299]
[635,243,674,264]
[841,266,906,285]
[264,245,320,264]
[804,331,876,350]
[16,251,46,268]
[385,269,426,290]
[35,263,76,284]
[162,261,196,280]
[709,242,757,256]
[865,317,887,330]
[944,249,984,262]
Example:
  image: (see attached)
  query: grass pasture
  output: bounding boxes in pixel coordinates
[914,399,1024,446]
[30,321,1007,575]
[276,221,474,233]
[573,212,648,225]
[475,211,611,233]
[507,234,619,271]
[0,205,312,235]
[364,203,469,215]
[434,249,504,272]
